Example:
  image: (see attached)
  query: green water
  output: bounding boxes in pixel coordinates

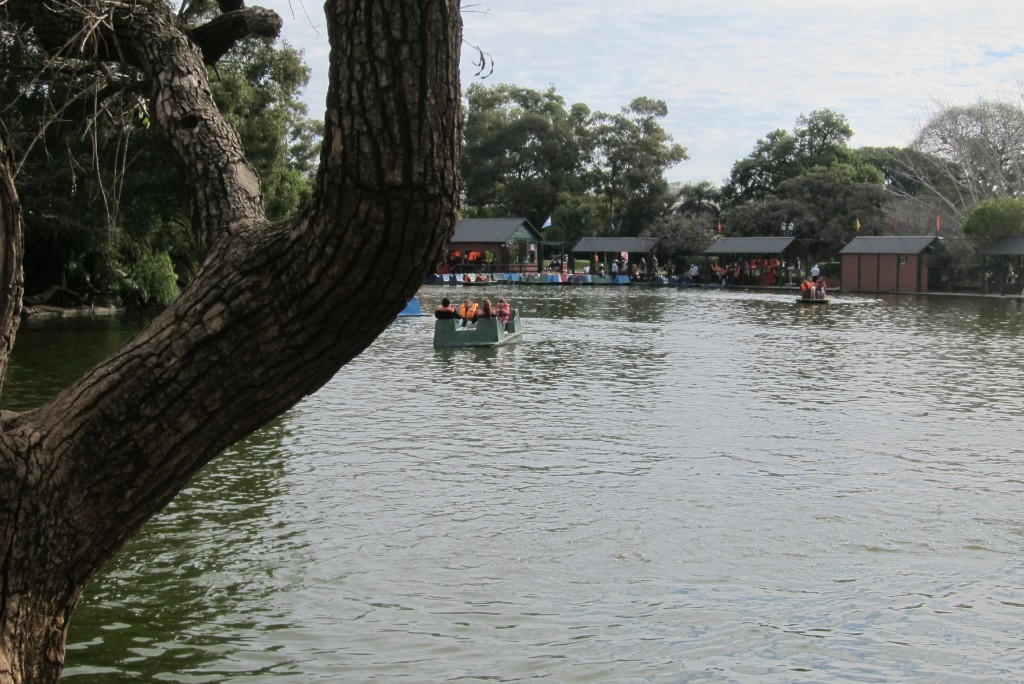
[5,288,1024,682]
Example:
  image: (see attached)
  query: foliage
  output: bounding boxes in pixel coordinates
[962,197,1024,245]
[775,167,888,252]
[461,83,590,230]
[590,97,688,234]
[717,110,893,261]
[669,180,722,218]
[207,38,320,221]
[1,9,320,305]
[123,250,180,306]
[461,85,687,238]
[644,212,717,261]
[882,99,1024,229]
[727,128,800,202]
[727,109,856,202]
[541,192,606,250]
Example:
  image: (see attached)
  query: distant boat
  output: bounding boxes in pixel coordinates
[397,296,422,316]
[433,309,524,348]
[797,280,829,304]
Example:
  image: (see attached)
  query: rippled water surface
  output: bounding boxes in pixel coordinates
[7,287,1024,682]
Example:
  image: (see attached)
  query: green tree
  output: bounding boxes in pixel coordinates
[722,109,890,260]
[208,37,321,220]
[0,1,461,682]
[727,129,796,201]
[670,180,722,219]
[794,108,854,170]
[644,212,717,261]
[461,83,589,228]
[541,191,606,252]
[776,167,888,250]
[962,197,1024,245]
[1,2,320,304]
[728,109,858,202]
[591,97,688,234]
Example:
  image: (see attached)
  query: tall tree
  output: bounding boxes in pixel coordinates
[793,108,854,170]
[728,109,857,202]
[890,99,1024,223]
[591,97,688,235]
[727,128,798,202]
[0,3,461,684]
[461,83,589,228]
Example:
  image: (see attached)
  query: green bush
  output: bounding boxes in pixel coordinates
[126,250,180,306]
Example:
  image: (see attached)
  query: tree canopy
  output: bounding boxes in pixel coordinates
[962,197,1024,245]
[719,109,887,252]
[1,2,321,307]
[460,84,687,239]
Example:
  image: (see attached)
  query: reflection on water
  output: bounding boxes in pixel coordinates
[6,287,1024,682]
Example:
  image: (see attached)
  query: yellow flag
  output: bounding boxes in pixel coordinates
[855,217,861,231]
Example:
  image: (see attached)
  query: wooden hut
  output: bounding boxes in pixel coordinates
[446,218,543,274]
[570,237,660,276]
[979,235,1024,295]
[703,236,804,286]
[839,236,945,293]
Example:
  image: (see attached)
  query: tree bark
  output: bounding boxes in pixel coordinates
[0,1,461,682]
[189,8,283,65]
[0,129,23,397]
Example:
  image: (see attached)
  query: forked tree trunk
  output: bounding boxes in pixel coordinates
[0,1,461,682]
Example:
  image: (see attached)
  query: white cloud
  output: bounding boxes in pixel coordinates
[273,0,1024,182]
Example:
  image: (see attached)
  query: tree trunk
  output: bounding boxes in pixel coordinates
[0,1,461,681]
[0,130,23,397]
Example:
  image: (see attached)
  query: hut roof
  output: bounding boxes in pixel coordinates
[980,235,1024,256]
[570,237,660,254]
[704,236,797,255]
[452,218,541,244]
[839,236,942,255]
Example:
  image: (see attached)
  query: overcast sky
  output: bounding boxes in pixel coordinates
[270,0,1024,183]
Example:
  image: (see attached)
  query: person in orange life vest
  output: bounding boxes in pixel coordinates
[457,297,478,326]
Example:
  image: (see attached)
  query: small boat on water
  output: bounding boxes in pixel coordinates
[433,309,524,348]
[397,296,422,316]
[797,279,829,304]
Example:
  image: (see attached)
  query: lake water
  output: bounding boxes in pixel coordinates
[5,286,1024,682]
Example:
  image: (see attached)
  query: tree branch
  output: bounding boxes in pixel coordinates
[188,7,283,65]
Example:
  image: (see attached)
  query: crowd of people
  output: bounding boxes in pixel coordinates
[434,296,512,329]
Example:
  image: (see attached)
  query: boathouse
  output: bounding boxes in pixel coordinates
[570,237,660,275]
[446,218,543,274]
[979,235,1024,295]
[703,236,804,286]
[838,236,946,294]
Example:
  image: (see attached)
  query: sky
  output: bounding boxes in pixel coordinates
[269,0,1024,184]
